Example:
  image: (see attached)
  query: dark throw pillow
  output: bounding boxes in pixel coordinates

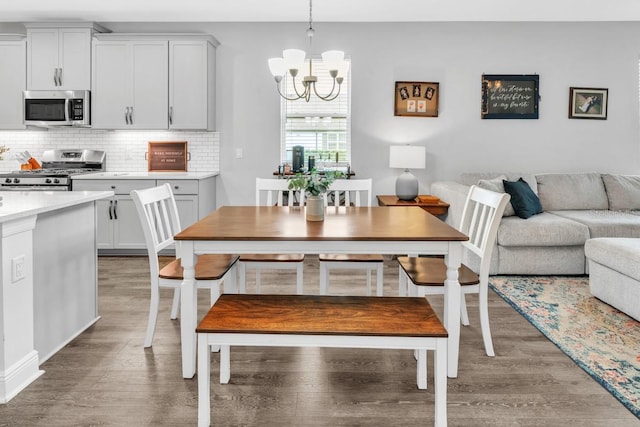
[502,178,543,219]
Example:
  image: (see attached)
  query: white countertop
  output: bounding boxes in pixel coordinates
[72,171,219,180]
[0,191,114,223]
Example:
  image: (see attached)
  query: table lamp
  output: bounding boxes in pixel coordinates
[389,145,426,201]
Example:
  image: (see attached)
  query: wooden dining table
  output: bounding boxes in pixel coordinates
[174,205,468,379]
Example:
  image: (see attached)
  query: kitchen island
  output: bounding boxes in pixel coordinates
[0,190,113,403]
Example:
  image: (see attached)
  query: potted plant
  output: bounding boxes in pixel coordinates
[288,168,341,221]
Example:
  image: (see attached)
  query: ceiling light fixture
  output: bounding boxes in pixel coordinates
[267,0,349,102]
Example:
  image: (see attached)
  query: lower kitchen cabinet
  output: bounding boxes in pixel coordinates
[72,175,216,253]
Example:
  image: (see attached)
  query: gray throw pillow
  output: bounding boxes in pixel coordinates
[477,175,515,216]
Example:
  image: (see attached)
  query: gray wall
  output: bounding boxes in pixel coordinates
[14,21,640,205]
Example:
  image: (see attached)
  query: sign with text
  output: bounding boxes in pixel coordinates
[481,74,539,119]
[148,141,188,172]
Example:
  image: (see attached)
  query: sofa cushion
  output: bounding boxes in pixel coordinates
[550,210,640,238]
[585,238,640,282]
[536,173,608,210]
[602,174,640,211]
[476,175,515,217]
[497,212,590,247]
[503,178,543,219]
[461,172,538,194]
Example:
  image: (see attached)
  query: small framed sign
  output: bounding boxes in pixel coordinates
[148,141,188,172]
[394,81,439,117]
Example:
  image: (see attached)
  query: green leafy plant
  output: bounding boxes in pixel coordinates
[288,168,342,197]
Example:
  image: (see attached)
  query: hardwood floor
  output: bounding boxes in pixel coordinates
[0,256,637,426]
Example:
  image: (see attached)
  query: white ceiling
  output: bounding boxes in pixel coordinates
[3,0,640,23]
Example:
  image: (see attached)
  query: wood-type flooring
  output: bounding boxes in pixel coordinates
[0,255,637,426]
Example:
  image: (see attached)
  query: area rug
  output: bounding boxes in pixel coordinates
[489,276,640,418]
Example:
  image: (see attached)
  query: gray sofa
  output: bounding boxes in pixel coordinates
[431,172,640,275]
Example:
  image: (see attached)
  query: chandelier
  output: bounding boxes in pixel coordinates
[267,0,349,102]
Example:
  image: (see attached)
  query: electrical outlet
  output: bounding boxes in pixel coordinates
[12,255,25,282]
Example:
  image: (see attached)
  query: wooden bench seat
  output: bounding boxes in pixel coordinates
[196,294,448,427]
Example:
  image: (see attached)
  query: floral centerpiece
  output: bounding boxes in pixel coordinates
[0,145,9,161]
[288,169,342,221]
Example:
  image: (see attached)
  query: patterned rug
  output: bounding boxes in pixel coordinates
[489,276,640,418]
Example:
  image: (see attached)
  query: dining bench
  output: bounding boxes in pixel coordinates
[196,294,448,427]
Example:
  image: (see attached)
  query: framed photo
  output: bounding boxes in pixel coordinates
[148,141,188,172]
[394,81,439,117]
[569,87,608,120]
[481,74,539,119]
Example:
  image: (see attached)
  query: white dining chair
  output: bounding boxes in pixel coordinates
[397,185,510,356]
[237,178,305,294]
[319,178,385,296]
[131,183,239,348]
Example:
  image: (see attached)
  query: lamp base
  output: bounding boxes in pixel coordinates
[395,170,419,201]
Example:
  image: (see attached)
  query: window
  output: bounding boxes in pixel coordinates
[280,58,351,169]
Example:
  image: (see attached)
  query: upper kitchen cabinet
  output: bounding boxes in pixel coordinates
[25,22,108,90]
[169,37,218,130]
[92,37,168,129]
[0,35,26,129]
[92,33,218,131]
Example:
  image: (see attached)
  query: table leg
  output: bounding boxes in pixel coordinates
[178,241,197,378]
[444,242,461,378]
[198,333,211,427]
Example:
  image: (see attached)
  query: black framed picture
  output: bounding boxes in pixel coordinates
[569,87,608,120]
[481,74,539,119]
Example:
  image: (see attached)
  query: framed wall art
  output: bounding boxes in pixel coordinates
[394,81,439,117]
[568,87,608,120]
[147,141,188,172]
[481,74,539,119]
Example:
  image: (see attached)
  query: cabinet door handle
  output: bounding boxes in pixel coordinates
[129,106,133,125]
[53,68,58,86]
[125,107,130,125]
[108,200,113,220]
[113,200,118,220]
[58,68,62,86]
[174,185,179,190]
[169,106,173,125]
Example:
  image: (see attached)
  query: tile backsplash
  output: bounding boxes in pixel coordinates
[0,128,220,172]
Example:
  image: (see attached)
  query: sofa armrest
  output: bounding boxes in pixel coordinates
[430,181,470,228]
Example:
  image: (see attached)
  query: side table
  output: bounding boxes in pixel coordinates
[376,195,449,217]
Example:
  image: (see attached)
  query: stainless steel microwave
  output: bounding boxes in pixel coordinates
[23,90,90,127]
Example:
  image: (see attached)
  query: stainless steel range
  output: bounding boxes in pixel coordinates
[0,149,106,191]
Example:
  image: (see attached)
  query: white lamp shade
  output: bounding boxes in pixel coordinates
[283,49,306,72]
[389,145,426,169]
[321,50,345,71]
[336,60,350,78]
[268,58,286,77]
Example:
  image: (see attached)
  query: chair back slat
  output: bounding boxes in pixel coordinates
[256,178,304,207]
[132,183,183,278]
[459,185,511,275]
[325,178,372,207]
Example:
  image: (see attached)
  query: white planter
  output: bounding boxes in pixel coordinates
[306,195,324,221]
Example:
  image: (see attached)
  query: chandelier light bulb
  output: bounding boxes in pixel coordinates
[283,49,306,74]
[268,58,286,78]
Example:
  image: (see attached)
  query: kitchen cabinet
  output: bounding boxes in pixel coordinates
[169,39,217,130]
[25,23,107,90]
[92,34,218,130]
[92,39,168,129]
[0,36,26,129]
[72,174,216,253]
